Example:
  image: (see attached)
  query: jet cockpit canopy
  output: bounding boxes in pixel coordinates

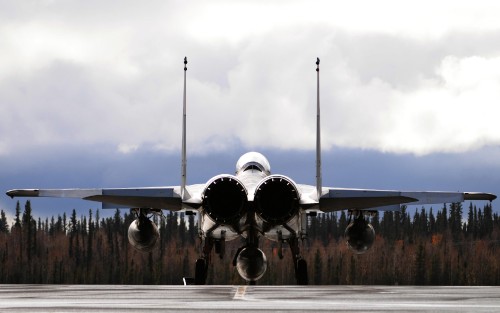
[235,152,271,176]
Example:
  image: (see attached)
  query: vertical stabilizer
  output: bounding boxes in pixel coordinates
[181,57,188,200]
[315,58,322,200]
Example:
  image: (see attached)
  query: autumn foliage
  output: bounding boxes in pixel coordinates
[0,201,498,285]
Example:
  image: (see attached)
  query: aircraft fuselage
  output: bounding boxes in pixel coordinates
[198,152,307,244]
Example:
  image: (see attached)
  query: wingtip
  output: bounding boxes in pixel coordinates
[6,190,16,198]
[5,189,40,198]
[464,192,497,202]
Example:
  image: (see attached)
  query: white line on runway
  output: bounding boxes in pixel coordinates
[233,286,248,300]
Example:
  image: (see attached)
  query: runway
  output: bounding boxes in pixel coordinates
[0,285,499,312]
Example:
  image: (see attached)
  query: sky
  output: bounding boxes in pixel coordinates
[1,0,500,221]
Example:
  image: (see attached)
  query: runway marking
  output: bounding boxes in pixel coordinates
[233,286,247,300]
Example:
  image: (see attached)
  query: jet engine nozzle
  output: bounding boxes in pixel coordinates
[128,217,159,252]
[236,247,268,282]
[345,216,375,254]
[203,175,248,224]
[254,175,300,225]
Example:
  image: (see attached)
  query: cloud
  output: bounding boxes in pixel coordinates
[118,143,139,154]
[384,55,500,154]
[1,1,500,158]
[182,0,500,41]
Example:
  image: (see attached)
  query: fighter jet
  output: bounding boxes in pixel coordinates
[7,58,496,285]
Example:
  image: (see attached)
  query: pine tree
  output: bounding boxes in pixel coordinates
[483,203,493,237]
[429,208,436,234]
[313,248,322,284]
[22,201,35,265]
[0,210,9,233]
[429,253,441,285]
[414,243,426,285]
[449,202,463,240]
[439,203,448,232]
[178,212,186,245]
[14,201,21,229]
[467,203,475,238]
[381,211,395,242]
[69,209,78,257]
[188,213,196,245]
[330,212,339,240]
[338,211,348,241]
[1,193,498,285]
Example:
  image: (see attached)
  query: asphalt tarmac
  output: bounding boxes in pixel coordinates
[0,285,499,312]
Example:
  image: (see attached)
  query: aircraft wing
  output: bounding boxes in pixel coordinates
[319,188,497,212]
[6,187,185,211]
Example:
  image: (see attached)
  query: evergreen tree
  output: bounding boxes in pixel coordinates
[414,243,426,285]
[22,200,35,262]
[429,253,441,285]
[320,213,329,245]
[0,210,9,233]
[95,209,100,230]
[55,215,63,233]
[467,203,475,238]
[309,214,319,240]
[381,211,395,241]
[338,211,348,240]
[63,212,67,233]
[400,206,411,241]
[87,209,94,267]
[429,208,436,234]
[69,209,78,257]
[449,202,463,240]
[0,196,498,285]
[49,216,55,235]
[483,203,493,237]
[187,213,196,245]
[178,212,187,245]
[14,201,21,229]
[313,249,322,284]
[438,203,448,232]
[330,212,339,240]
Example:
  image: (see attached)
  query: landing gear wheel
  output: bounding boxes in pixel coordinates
[195,258,208,285]
[296,259,308,285]
[289,236,308,285]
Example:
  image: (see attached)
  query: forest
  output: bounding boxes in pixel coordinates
[0,200,498,285]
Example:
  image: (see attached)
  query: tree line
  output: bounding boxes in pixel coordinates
[0,201,498,285]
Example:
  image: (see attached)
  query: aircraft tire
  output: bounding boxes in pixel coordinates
[195,258,207,285]
[296,259,308,285]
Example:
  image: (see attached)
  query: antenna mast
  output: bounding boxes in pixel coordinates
[181,57,188,200]
[316,57,322,200]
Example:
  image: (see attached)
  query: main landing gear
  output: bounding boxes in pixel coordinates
[275,231,308,285]
[194,237,213,285]
[194,257,208,285]
[193,233,307,285]
[194,230,228,285]
[289,236,308,285]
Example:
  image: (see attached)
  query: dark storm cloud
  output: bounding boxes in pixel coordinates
[1,1,499,219]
